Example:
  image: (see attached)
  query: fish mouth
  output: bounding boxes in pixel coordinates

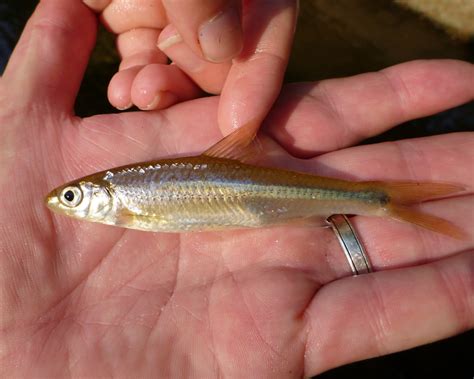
[45,189,60,210]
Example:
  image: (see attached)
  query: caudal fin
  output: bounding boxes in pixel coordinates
[366,181,467,239]
[386,204,467,240]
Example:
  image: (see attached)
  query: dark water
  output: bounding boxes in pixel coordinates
[1,1,473,378]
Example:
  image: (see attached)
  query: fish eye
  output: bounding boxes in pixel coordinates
[60,186,83,207]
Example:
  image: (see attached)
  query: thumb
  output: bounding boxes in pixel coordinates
[162,0,243,63]
[3,0,97,115]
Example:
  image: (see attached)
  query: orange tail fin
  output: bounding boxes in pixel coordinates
[386,204,467,240]
[372,182,466,239]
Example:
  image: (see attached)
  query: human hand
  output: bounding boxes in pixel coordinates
[1,2,473,377]
[83,0,298,135]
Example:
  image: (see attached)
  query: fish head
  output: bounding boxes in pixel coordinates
[46,180,114,223]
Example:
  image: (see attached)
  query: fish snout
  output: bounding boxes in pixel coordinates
[45,189,60,210]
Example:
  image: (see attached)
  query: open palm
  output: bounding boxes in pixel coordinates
[1,2,473,377]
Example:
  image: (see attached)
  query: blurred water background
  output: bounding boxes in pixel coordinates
[0,1,473,378]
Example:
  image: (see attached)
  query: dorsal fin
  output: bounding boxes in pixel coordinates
[202,119,262,163]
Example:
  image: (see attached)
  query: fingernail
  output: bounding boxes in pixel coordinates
[144,94,160,110]
[157,32,183,51]
[198,8,243,63]
[116,103,133,111]
[159,32,207,73]
[143,92,177,110]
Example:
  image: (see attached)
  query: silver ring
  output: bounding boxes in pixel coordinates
[327,215,372,275]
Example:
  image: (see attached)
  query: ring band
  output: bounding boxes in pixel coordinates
[327,215,372,275]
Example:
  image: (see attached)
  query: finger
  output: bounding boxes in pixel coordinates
[249,133,473,293]
[3,0,97,114]
[95,3,170,110]
[313,132,474,186]
[315,194,474,286]
[264,133,474,288]
[303,251,474,376]
[266,59,474,156]
[158,24,231,94]
[108,66,142,110]
[108,63,202,111]
[311,132,474,272]
[162,0,243,62]
[100,0,167,33]
[117,28,168,70]
[131,64,202,110]
[111,28,174,110]
[217,0,298,135]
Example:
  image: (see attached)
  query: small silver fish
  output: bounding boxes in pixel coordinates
[46,122,465,238]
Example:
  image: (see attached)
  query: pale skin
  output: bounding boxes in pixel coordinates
[1,1,473,377]
[82,0,298,135]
